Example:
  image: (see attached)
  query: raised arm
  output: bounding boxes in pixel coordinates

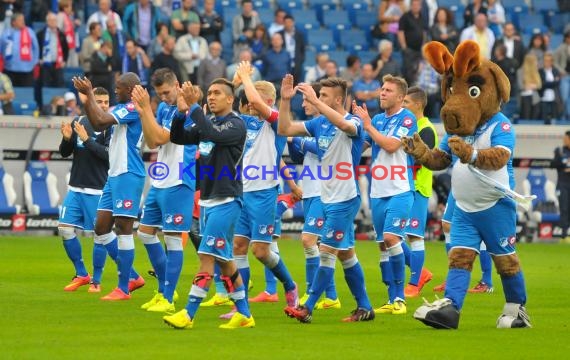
[352,101,401,153]
[278,74,310,137]
[132,85,171,149]
[59,121,75,158]
[237,61,274,120]
[72,77,116,131]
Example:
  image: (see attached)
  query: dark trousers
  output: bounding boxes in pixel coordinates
[40,64,64,87]
[4,70,34,87]
[558,185,570,236]
[520,95,540,120]
[540,101,557,125]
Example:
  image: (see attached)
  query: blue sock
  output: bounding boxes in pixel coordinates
[230,284,251,317]
[343,258,372,310]
[305,256,319,293]
[388,244,406,301]
[186,284,209,319]
[325,277,338,300]
[305,266,334,311]
[63,237,88,277]
[501,271,527,304]
[409,241,426,286]
[144,242,167,293]
[129,267,140,280]
[92,243,107,284]
[269,257,295,292]
[104,238,118,260]
[401,240,411,267]
[214,263,227,295]
[380,251,395,302]
[264,264,278,295]
[479,250,493,286]
[444,268,471,310]
[164,250,183,303]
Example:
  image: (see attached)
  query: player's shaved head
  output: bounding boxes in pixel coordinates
[116,72,140,103]
[120,72,141,89]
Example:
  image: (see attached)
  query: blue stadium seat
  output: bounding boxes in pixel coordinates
[447,3,464,14]
[252,0,272,9]
[0,166,21,214]
[438,0,459,7]
[503,0,530,14]
[307,29,336,51]
[13,86,35,100]
[222,7,241,22]
[42,87,70,104]
[517,13,546,34]
[12,101,37,115]
[550,33,564,50]
[291,9,320,32]
[309,0,337,23]
[23,161,60,215]
[339,29,369,52]
[304,49,317,67]
[258,8,275,28]
[343,0,369,24]
[533,0,558,13]
[353,10,377,31]
[328,50,350,69]
[323,10,352,43]
[276,0,303,12]
[357,50,378,65]
[548,13,570,33]
[63,67,83,89]
[523,167,560,223]
[216,0,238,14]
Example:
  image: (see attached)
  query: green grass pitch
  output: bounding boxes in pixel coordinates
[1,236,569,359]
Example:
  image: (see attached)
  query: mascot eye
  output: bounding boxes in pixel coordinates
[468,86,481,98]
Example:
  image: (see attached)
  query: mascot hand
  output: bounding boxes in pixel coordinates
[402,133,430,162]
[448,137,474,164]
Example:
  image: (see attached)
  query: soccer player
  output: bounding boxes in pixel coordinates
[401,86,436,298]
[227,61,299,317]
[131,68,197,313]
[280,74,374,323]
[287,82,340,310]
[163,79,254,329]
[58,87,111,293]
[352,75,417,315]
[72,73,146,301]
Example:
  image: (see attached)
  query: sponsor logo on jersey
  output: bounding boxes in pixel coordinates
[402,117,413,128]
[116,108,129,119]
[126,102,135,111]
[501,122,511,132]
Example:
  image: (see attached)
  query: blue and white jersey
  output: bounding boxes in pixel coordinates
[300,137,321,199]
[153,101,197,189]
[440,112,515,213]
[109,101,145,177]
[304,113,363,204]
[364,108,418,198]
[241,110,286,192]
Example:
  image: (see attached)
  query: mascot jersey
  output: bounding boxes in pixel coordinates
[439,112,515,213]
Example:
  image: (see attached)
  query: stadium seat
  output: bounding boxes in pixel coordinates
[222,7,240,22]
[323,10,352,43]
[550,34,564,50]
[276,0,303,12]
[307,29,336,51]
[548,13,570,33]
[64,67,84,89]
[258,8,275,28]
[343,0,368,25]
[533,0,558,14]
[516,14,545,34]
[522,167,560,223]
[290,92,306,120]
[23,161,60,215]
[0,166,21,214]
[353,10,377,31]
[356,50,378,65]
[309,0,337,23]
[328,50,350,69]
[339,29,369,52]
[291,9,320,32]
[12,101,37,115]
[42,87,71,104]
[216,0,238,14]
[252,0,272,9]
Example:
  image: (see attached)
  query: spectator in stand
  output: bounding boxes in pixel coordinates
[518,53,542,120]
[486,0,505,38]
[422,0,439,28]
[0,71,15,115]
[304,52,329,83]
[87,0,122,34]
[373,0,406,47]
[90,41,114,97]
[492,22,525,69]
[278,15,306,85]
[261,33,291,91]
[416,58,441,119]
[43,95,66,116]
[151,36,183,82]
[527,33,547,68]
[0,0,23,35]
[460,13,495,59]
[372,39,402,81]
[250,24,269,65]
[63,91,82,117]
[352,63,381,117]
[197,41,226,93]
[430,7,459,53]
[147,22,171,61]
[37,12,69,88]
[493,44,518,97]
[79,22,102,77]
[463,0,487,30]
[398,0,427,85]
[268,8,286,37]
[123,39,151,87]
[317,60,338,81]
[340,55,361,89]
[102,18,127,79]
[539,53,562,125]
[553,31,570,120]
[200,0,224,44]
[226,49,261,84]
[232,0,261,42]
[122,0,161,51]
[553,131,570,243]
[0,12,39,87]
[57,0,80,67]
[174,20,208,83]
[171,0,200,39]
[30,0,49,23]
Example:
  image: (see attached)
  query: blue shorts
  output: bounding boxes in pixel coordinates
[198,199,243,261]
[303,196,325,236]
[59,190,101,231]
[442,191,455,223]
[140,185,194,232]
[450,197,517,256]
[405,191,429,238]
[98,173,145,218]
[321,196,360,250]
[371,192,414,242]
[235,186,278,243]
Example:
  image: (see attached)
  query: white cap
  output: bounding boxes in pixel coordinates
[64,92,76,102]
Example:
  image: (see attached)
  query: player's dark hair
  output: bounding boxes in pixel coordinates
[346,55,360,68]
[319,77,348,103]
[565,130,570,137]
[238,89,249,107]
[407,86,427,109]
[311,82,322,95]
[93,87,109,96]
[151,68,178,87]
[210,78,235,96]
